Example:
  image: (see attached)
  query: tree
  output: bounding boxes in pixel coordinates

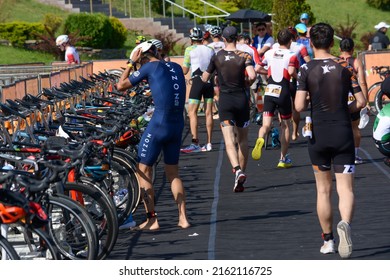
[251,0,273,13]
[272,0,315,37]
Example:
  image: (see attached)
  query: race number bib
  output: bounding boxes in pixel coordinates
[264,84,282,98]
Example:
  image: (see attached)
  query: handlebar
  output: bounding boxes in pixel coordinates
[371,66,390,79]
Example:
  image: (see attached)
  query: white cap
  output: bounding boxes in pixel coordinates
[375,22,390,30]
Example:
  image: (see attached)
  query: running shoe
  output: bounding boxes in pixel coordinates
[233,170,246,192]
[337,221,353,259]
[277,156,292,168]
[320,239,336,254]
[180,143,201,153]
[355,156,363,165]
[119,214,136,230]
[201,143,212,152]
[252,137,265,160]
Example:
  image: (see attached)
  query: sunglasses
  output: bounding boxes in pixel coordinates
[257,28,266,31]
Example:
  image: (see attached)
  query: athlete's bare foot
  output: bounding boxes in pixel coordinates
[292,132,299,141]
[131,218,160,231]
[178,220,191,229]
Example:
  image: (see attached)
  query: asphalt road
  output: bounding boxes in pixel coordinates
[108,112,390,260]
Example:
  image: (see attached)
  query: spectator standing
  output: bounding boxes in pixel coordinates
[295,23,366,259]
[368,22,390,50]
[252,22,275,58]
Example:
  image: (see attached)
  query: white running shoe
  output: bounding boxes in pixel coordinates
[233,170,246,192]
[201,143,212,152]
[320,239,336,254]
[337,221,353,259]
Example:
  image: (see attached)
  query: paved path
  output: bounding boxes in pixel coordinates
[108,113,390,260]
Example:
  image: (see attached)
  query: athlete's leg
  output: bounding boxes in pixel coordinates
[280,117,291,160]
[335,172,355,223]
[136,162,159,230]
[221,124,240,168]
[258,114,272,138]
[351,118,361,158]
[235,126,249,172]
[165,164,190,229]
[204,98,214,144]
[292,109,300,141]
[314,169,333,234]
[187,99,200,142]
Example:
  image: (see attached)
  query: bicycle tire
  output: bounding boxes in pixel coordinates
[46,194,99,260]
[374,88,390,113]
[110,152,140,225]
[368,82,382,115]
[0,234,20,260]
[64,181,119,260]
[15,226,61,260]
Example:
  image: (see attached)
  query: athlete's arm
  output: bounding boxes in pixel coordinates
[116,48,142,91]
[246,65,256,87]
[355,59,368,103]
[66,53,77,64]
[349,90,366,113]
[182,66,190,75]
[295,90,309,112]
[201,71,211,83]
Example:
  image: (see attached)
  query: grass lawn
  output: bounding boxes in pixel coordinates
[307,0,390,46]
[0,45,55,65]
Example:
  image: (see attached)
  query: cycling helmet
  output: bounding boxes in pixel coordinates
[129,41,158,61]
[210,26,222,37]
[0,189,29,224]
[135,35,146,45]
[295,23,307,34]
[189,27,203,41]
[56,34,69,46]
[150,39,163,50]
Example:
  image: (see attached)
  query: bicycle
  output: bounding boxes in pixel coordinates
[367,66,390,115]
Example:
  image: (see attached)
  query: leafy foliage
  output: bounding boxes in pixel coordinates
[0,21,44,47]
[30,14,89,60]
[334,17,359,39]
[107,17,128,49]
[154,30,184,56]
[272,0,315,37]
[63,13,127,49]
[366,0,390,10]
[251,0,274,13]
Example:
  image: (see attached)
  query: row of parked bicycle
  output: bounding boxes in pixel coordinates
[0,69,152,260]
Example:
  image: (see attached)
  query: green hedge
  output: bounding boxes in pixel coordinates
[0,21,45,47]
[64,13,127,49]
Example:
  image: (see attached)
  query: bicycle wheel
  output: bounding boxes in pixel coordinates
[64,181,119,260]
[374,88,390,113]
[10,225,61,260]
[368,82,382,115]
[46,194,99,260]
[110,152,140,225]
[0,234,20,260]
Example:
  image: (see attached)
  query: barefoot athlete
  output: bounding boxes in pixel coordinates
[116,41,190,230]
